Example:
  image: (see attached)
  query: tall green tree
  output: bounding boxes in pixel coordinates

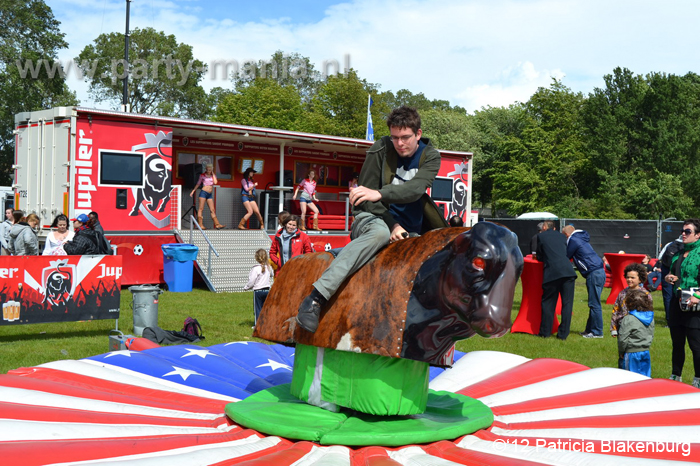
[420,108,478,152]
[232,50,321,104]
[0,0,78,185]
[469,105,528,212]
[582,68,700,218]
[76,27,210,118]
[215,78,303,130]
[492,80,588,217]
[301,69,379,139]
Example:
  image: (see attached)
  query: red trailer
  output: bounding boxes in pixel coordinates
[13,107,472,290]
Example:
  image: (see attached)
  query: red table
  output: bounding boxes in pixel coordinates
[512,256,562,335]
[604,253,646,304]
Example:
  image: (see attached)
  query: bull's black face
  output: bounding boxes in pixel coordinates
[45,269,72,306]
[439,222,524,337]
[146,156,170,193]
[402,223,524,364]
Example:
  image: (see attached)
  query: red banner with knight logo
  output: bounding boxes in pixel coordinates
[74,118,174,231]
[0,255,122,325]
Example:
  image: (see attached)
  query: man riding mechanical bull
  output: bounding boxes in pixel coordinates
[251,107,523,424]
[296,106,448,332]
[255,107,524,364]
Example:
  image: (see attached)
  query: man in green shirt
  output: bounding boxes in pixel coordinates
[296,106,444,333]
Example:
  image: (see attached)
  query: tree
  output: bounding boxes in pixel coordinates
[301,69,379,139]
[582,68,700,218]
[491,80,588,217]
[76,27,209,118]
[232,50,321,104]
[469,105,528,212]
[0,0,78,185]
[383,89,464,113]
[420,109,479,152]
[215,78,303,130]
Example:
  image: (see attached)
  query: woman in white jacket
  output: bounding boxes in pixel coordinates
[43,214,75,255]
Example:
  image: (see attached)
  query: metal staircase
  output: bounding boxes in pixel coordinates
[175,228,272,293]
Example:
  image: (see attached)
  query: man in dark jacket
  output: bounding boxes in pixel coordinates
[89,211,104,234]
[562,225,606,338]
[536,221,577,340]
[296,106,445,332]
[64,213,100,255]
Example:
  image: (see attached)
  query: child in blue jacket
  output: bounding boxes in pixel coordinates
[618,289,655,377]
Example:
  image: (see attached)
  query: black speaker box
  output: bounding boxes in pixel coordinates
[116,189,127,209]
[275,170,293,187]
[181,163,204,189]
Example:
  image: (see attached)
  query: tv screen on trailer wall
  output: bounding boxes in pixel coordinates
[431,177,454,202]
[100,151,144,186]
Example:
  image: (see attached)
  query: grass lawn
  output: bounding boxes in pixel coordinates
[0,276,694,386]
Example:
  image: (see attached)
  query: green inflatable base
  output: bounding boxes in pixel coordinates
[225,383,493,446]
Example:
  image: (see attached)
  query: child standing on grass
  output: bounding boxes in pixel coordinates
[611,262,651,337]
[618,289,655,376]
[244,249,273,327]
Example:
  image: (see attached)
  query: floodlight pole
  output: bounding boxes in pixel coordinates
[122,0,131,112]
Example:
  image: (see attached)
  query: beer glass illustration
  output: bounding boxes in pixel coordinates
[3,301,19,321]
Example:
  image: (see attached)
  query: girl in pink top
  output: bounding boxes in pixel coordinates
[238,167,265,229]
[190,164,224,229]
[293,169,321,231]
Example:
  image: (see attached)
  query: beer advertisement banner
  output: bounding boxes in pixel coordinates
[74,118,173,231]
[0,255,122,325]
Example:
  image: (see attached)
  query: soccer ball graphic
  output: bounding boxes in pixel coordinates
[324,243,332,252]
[133,244,144,256]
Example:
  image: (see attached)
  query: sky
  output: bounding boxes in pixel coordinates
[45,0,700,113]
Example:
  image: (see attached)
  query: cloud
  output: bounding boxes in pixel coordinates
[46,0,700,112]
[457,61,566,111]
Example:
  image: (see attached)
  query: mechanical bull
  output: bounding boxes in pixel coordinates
[254,221,523,366]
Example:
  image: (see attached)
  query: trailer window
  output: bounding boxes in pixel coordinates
[431,177,453,202]
[100,151,144,186]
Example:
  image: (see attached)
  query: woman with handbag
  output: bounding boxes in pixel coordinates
[664,218,700,388]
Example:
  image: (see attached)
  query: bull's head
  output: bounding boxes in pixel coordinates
[402,222,523,364]
[44,266,72,306]
[145,156,171,193]
[439,222,524,337]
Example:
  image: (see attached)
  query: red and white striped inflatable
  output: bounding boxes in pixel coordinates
[1,342,698,465]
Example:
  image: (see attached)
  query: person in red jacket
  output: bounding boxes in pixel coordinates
[270,215,313,274]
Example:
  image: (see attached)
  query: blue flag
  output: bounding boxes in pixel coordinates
[365,94,374,141]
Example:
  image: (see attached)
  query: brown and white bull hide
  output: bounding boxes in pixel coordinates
[253,222,523,366]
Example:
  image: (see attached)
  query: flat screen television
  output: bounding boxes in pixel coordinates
[100,151,144,186]
[431,177,454,202]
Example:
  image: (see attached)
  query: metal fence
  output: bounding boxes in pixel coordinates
[485,218,685,259]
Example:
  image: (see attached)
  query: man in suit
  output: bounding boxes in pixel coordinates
[536,220,577,339]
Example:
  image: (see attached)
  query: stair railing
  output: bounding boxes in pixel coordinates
[189,215,220,279]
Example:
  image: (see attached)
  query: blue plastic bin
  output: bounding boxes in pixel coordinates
[161,243,199,292]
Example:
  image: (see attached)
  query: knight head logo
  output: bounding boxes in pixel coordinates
[129,131,173,229]
[43,262,73,307]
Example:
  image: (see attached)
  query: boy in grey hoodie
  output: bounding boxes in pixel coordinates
[618,289,655,377]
